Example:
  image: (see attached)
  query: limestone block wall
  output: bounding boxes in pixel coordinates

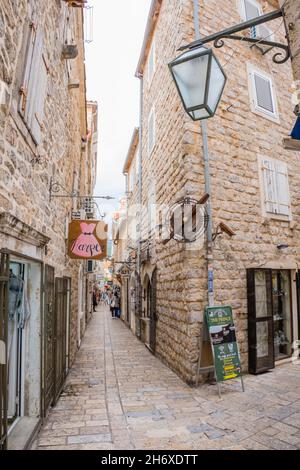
[139,0,299,383]
[0,0,92,366]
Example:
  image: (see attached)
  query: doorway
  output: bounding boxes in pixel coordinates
[247,268,295,374]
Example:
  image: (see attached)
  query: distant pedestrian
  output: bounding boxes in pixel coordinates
[108,292,115,318]
[113,292,121,319]
[92,291,97,312]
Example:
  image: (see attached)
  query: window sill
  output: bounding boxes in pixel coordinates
[261,214,293,225]
[251,106,280,124]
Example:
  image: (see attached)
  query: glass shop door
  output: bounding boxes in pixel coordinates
[247,269,275,374]
[7,262,25,426]
[272,270,293,360]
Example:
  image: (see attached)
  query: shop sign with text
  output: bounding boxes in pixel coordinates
[205,306,242,383]
[68,220,108,260]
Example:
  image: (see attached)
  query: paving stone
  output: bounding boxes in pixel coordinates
[32,307,300,451]
[67,434,112,445]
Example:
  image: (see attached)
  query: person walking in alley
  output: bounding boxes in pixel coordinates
[108,291,115,318]
[92,291,97,312]
[113,290,121,319]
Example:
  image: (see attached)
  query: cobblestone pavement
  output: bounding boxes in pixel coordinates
[32,306,300,450]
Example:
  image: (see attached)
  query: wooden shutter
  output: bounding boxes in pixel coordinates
[275,161,290,217]
[19,22,36,114]
[20,24,48,145]
[262,158,276,214]
[254,73,274,114]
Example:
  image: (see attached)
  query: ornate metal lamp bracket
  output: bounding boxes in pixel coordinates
[49,178,115,202]
[179,9,290,65]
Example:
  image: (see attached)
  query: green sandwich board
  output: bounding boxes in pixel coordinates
[205,306,244,396]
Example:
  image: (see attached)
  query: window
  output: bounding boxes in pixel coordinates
[148,40,155,85]
[248,65,279,122]
[19,22,49,145]
[260,157,291,218]
[147,184,156,236]
[237,0,274,41]
[148,107,156,157]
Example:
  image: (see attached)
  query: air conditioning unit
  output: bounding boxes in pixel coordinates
[87,260,94,273]
[72,209,86,220]
[82,198,95,220]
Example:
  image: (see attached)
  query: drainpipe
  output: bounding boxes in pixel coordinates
[137,74,144,338]
[193,0,214,307]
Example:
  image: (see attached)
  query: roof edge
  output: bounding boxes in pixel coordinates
[123,127,139,174]
[135,0,162,78]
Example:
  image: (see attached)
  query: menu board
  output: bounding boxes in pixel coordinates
[205,306,242,383]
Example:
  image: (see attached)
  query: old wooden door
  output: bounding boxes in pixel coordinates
[53,278,68,404]
[0,252,9,449]
[43,265,55,417]
[149,269,157,353]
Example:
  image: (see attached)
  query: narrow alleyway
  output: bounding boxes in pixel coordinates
[32,306,300,450]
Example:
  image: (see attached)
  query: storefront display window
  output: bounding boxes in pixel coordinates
[247,268,294,375]
[272,270,292,360]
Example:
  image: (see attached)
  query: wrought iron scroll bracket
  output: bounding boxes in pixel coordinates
[49,178,115,202]
[179,9,290,65]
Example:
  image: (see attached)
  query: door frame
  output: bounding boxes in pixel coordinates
[149,268,157,353]
[247,267,297,374]
[247,268,275,375]
[0,250,10,450]
[0,249,44,446]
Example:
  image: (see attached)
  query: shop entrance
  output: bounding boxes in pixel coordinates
[0,251,9,450]
[247,269,294,374]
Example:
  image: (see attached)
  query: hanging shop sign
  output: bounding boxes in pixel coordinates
[68,220,108,260]
[205,306,243,386]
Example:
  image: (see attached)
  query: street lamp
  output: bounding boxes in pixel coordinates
[169,46,227,121]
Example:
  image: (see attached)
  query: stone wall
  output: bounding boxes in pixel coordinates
[0,0,93,366]
[138,0,299,384]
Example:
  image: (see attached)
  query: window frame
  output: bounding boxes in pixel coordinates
[147,39,156,87]
[258,156,292,221]
[247,64,279,123]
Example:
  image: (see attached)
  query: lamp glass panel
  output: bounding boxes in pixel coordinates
[191,108,210,120]
[172,49,209,110]
[207,56,226,113]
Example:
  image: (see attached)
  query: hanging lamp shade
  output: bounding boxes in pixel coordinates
[169,46,227,121]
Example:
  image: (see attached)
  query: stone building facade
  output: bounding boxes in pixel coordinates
[0,0,97,449]
[120,0,300,385]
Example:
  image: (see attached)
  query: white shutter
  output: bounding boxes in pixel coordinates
[20,24,48,145]
[238,0,262,38]
[236,0,246,20]
[275,162,290,216]
[244,0,261,20]
[262,158,277,214]
[19,23,36,114]
[148,40,155,84]
[31,55,48,144]
[25,28,43,130]
[256,24,275,42]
